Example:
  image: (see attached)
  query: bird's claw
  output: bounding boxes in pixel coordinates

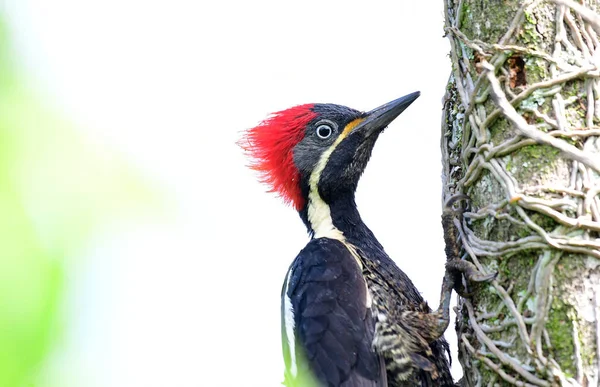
[444,193,470,213]
[446,260,496,283]
[444,260,497,298]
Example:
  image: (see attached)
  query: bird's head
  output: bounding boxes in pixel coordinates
[240,92,420,213]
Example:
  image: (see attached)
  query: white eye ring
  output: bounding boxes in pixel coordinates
[316,124,333,139]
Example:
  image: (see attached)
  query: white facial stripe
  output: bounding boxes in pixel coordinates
[283,269,297,377]
[306,118,363,240]
[307,146,344,240]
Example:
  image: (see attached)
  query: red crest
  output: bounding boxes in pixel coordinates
[240,104,317,210]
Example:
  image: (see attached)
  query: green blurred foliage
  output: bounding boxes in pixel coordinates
[0,18,159,387]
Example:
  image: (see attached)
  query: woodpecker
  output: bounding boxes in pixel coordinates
[241,93,456,387]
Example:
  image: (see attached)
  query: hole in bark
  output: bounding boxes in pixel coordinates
[508,56,527,88]
[474,52,485,74]
[523,111,536,125]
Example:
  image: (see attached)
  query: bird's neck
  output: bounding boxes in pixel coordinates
[299,191,384,252]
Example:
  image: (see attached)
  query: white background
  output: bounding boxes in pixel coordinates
[3,1,454,386]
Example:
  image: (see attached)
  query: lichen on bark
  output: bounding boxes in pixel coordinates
[441,0,600,385]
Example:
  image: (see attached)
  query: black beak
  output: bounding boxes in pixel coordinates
[351,91,420,137]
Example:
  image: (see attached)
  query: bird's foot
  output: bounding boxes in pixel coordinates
[441,193,497,294]
[445,260,497,297]
[431,194,497,339]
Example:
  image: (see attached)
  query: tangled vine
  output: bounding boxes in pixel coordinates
[441,0,600,385]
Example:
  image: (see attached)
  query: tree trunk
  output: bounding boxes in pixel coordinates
[442,0,600,385]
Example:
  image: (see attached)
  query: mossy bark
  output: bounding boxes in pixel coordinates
[442,0,600,386]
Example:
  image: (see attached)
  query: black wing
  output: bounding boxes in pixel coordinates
[281,237,386,387]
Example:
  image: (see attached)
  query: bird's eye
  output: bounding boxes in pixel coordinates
[316,124,333,139]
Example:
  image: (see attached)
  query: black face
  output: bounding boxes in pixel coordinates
[293,104,363,178]
[292,103,379,205]
[292,93,420,209]
[319,122,381,202]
